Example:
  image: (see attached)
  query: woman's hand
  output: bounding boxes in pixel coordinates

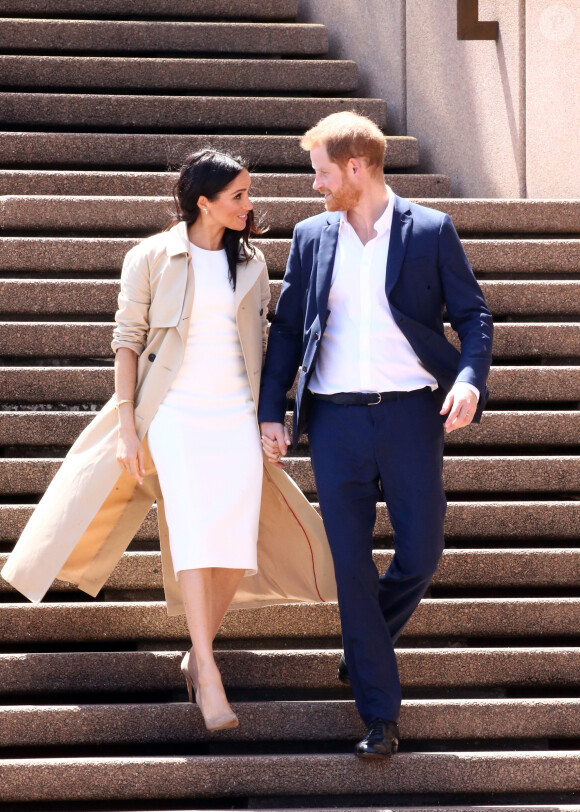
[260,422,291,468]
[116,427,146,485]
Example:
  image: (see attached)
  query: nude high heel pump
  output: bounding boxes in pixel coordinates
[181,650,238,732]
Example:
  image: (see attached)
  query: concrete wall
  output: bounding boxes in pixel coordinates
[298,0,579,198]
[297,0,407,135]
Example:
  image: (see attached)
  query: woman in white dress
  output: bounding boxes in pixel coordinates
[115,150,264,731]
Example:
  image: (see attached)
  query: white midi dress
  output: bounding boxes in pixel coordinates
[147,244,263,576]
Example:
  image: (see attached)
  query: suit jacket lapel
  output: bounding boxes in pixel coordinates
[385,195,413,298]
[316,215,340,320]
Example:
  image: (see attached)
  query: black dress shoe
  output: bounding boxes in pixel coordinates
[337,654,350,685]
[354,718,399,759]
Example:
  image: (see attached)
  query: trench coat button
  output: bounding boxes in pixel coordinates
[148,353,156,362]
[260,308,264,316]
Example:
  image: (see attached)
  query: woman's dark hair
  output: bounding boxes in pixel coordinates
[171,149,264,290]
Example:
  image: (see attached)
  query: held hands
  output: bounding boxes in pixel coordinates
[260,421,291,468]
[116,428,146,485]
[440,383,478,434]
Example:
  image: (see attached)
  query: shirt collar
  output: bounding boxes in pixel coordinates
[339,186,395,236]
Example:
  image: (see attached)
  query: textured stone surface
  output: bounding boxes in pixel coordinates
[2,499,579,543]
[3,456,579,496]
[488,366,580,402]
[3,196,578,236]
[3,321,576,360]
[0,93,387,131]
[1,235,576,274]
[0,599,577,642]
[0,132,418,169]
[0,648,578,694]
[0,1,301,22]
[0,752,579,802]
[3,498,580,544]
[1,366,578,404]
[0,170,451,198]
[418,199,580,234]
[4,279,579,319]
[0,56,358,92]
[0,18,324,70]
[2,549,577,592]
[1,698,578,747]
[4,409,579,448]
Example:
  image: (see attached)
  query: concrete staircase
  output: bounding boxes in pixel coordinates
[0,0,578,808]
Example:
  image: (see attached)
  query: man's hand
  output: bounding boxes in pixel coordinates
[260,421,291,467]
[440,383,478,434]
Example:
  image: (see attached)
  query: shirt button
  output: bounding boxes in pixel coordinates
[148,353,156,362]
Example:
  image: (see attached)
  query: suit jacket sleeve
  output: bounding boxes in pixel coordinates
[438,214,494,397]
[258,229,305,424]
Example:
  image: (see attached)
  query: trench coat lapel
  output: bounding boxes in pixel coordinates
[234,253,265,312]
[385,195,413,298]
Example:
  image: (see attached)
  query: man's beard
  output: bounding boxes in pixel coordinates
[321,176,362,212]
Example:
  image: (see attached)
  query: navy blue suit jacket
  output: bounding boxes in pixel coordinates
[258,195,494,445]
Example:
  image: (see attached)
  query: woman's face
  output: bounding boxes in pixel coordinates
[200,169,253,231]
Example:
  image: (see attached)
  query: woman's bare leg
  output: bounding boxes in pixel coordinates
[179,567,244,724]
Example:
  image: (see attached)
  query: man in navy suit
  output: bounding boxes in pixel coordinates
[259,112,493,758]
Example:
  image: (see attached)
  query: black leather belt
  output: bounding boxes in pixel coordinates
[310,386,430,406]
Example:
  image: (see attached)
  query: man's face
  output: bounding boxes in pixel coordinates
[310,144,361,212]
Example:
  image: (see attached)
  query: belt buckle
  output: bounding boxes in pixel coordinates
[369,392,382,406]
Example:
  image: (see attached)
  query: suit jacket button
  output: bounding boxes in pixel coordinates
[148,353,156,362]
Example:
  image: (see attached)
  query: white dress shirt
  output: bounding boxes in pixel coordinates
[309,187,440,395]
[308,187,479,402]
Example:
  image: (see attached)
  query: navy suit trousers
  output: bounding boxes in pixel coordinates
[307,386,446,725]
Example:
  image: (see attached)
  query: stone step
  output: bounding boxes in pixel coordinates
[1,698,578,747]
[1,751,579,802]
[0,1,301,23]
[0,93,386,132]
[3,410,579,449]
[0,56,359,93]
[1,648,578,694]
[0,170,451,199]
[2,196,578,235]
[0,132,417,170]
[1,322,577,361]
[2,549,577,593]
[2,456,579,497]
[2,279,579,319]
[1,236,576,274]
[0,19,328,56]
[2,501,578,543]
[0,599,577,641]
[1,366,577,404]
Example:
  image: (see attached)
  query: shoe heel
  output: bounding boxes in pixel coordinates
[180,656,198,704]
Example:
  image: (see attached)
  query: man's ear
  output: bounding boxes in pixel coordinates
[348,157,363,177]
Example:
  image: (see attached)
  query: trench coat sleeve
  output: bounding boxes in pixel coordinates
[111,243,152,355]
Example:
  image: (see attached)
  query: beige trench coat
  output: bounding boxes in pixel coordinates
[2,222,337,616]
